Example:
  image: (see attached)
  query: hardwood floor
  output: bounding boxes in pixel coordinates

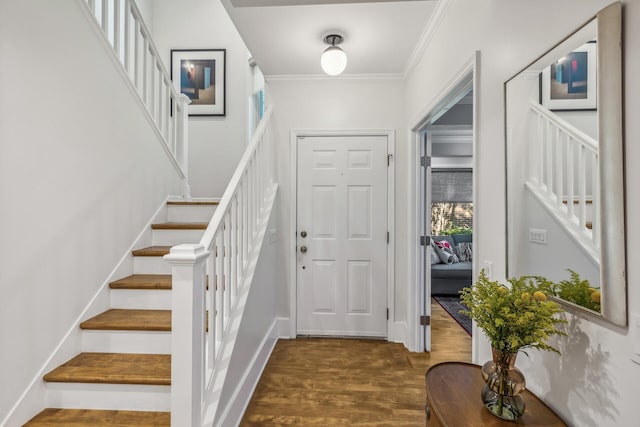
[241,300,471,426]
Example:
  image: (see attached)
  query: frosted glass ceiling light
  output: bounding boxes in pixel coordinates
[321,34,347,76]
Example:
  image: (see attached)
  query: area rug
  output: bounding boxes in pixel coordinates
[433,296,472,336]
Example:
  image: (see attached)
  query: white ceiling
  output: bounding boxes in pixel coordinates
[221,0,438,77]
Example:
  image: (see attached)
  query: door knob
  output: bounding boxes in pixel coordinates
[300,246,308,253]
[300,231,307,238]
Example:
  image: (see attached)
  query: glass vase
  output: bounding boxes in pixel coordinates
[481,347,526,420]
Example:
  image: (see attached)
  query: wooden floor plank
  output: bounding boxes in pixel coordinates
[80,309,171,331]
[43,353,170,385]
[240,300,471,426]
[109,274,172,290]
[23,408,170,426]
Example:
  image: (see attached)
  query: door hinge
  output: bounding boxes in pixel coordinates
[420,156,431,167]
[387,153,393,166]
[387,308,389,320]
[420,315,431,326]
[420,236,430,246]
[387,231,390,244]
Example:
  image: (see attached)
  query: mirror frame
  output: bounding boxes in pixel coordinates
[504,2,626,326]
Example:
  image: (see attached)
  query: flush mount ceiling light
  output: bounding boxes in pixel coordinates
[321,34,347,76]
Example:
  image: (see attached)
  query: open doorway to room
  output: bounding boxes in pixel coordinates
[412,57,477,355]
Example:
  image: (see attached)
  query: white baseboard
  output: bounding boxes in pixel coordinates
[276,317,292,339]
[215,318,281,427]
[388,320,408,347]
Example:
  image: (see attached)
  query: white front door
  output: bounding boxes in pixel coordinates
[296,135,388,337]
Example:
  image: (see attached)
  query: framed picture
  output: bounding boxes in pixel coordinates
[540,41,596,111]
[171,49,226,116]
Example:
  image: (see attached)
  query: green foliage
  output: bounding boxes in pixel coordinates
[460,270,567,354]
[522,270,600,313]
[441,225,472,235]
[557,269,601,312]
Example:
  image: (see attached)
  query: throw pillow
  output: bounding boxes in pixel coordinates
[435,239,454,253]
[429,242,441,265]
[456,242,473,262]
[434,240,459,264]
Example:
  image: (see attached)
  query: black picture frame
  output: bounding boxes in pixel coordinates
[539,41,596,111]
[171,49,226,116]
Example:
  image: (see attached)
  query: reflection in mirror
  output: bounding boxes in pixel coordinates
[505,3,625,326]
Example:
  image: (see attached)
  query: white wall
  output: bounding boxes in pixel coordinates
[265,77,408,334]
[0,0,182,420]
[151,0,250,197]
[135,0,154,32]
[516,191,600,284]
[405,0,640,425]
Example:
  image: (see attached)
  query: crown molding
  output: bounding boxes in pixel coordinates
[403,0,454,78]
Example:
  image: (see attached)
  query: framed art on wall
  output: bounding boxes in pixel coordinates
[540,41,596,111]
[171,49,226,116]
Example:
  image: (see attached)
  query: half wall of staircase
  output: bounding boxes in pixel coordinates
[0,0,185,423]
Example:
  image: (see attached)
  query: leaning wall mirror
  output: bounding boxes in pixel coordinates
[505,2,626,326]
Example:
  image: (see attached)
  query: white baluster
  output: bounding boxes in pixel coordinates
[101,0,109,33]
[207,252,216,372]
[555,127,563,209]
[215,231,224,344]
[578,146,587,229]
[566,136,575,220]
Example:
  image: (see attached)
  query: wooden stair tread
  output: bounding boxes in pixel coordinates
[24,408,170,426]
[151,222,208,230]
[562,199,594,204]
[109,274,172,290]
[80,309,171,331]
[167,200,219,205]
[131,246,171,257]
[43,353,170,385]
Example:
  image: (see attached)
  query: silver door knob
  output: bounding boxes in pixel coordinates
[300,246,308,253]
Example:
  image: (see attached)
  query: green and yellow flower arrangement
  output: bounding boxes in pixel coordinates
[460,270,567,354]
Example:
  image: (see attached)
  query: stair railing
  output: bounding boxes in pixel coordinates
[165,106,276,426]
[526,101,600,262]
[78,0,191,197]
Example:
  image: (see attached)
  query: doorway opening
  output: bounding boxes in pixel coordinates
[411,55,477,355]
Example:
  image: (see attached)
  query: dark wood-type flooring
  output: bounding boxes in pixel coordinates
[240,300,472,426]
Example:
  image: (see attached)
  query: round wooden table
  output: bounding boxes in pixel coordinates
[425,362,567,426]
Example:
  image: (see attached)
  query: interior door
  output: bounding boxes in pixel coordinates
[296,135,388,337]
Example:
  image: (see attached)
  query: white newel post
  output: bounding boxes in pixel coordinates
[165,244,209,427]
[177,93,192,200]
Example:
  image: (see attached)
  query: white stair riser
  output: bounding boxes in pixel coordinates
[45,383,170,412]
[134,256,171,274]
[167,205,217,222]
[82,330,171,354]
[110,289,172,309]
[151,229,205,246]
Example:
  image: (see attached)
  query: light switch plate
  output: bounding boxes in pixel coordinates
[529,228,548,245]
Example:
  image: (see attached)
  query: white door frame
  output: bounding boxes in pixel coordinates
[407,51,480,353]
[289,129,396,339]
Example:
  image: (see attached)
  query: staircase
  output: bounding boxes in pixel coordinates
[526,101,600,264]
[24,201,218,426]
